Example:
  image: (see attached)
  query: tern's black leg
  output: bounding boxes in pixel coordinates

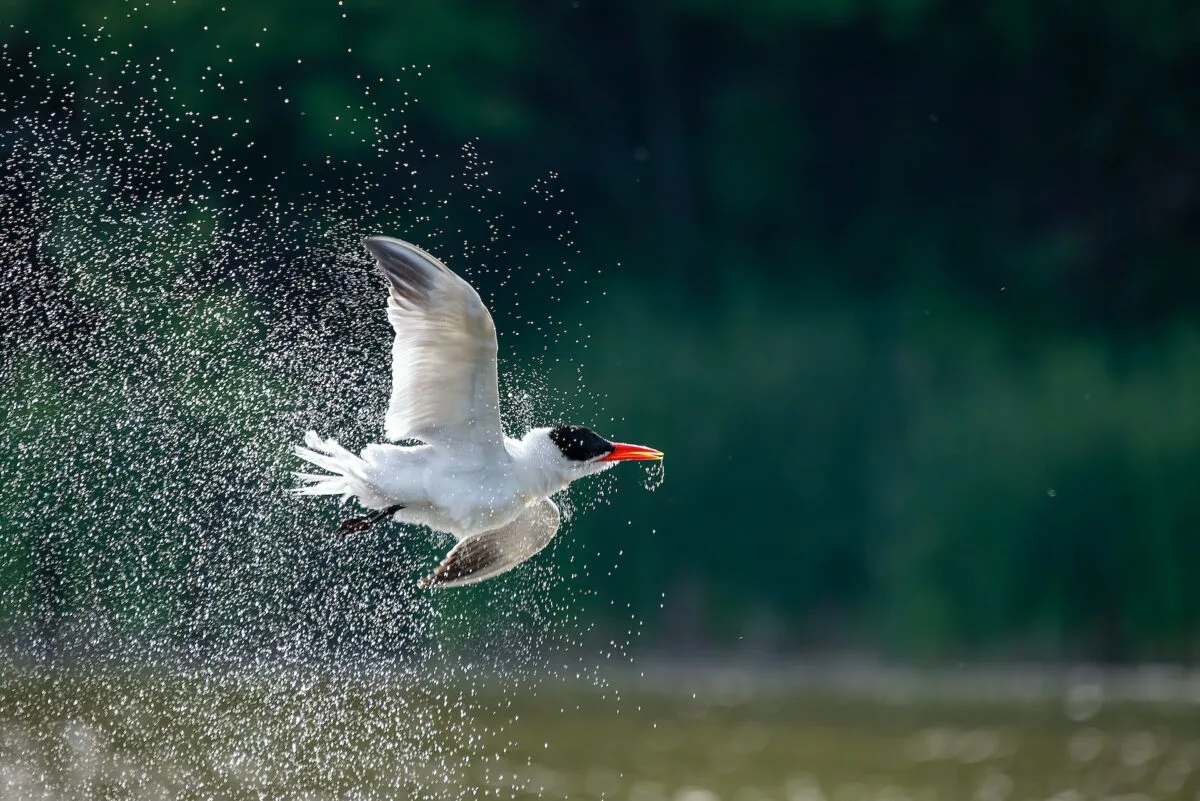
[336,504,404,537]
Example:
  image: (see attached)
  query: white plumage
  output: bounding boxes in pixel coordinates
[294,236,662,589]
[378,238,503,447]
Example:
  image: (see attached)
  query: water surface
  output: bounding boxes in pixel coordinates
[3,664,1198,800]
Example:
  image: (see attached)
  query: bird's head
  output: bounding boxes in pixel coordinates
[524,424,663,485]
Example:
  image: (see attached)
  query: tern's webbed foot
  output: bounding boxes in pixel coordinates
[336,516,372,536]
[335,504,404,537]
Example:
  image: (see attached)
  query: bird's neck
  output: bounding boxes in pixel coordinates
[506,435,570,499]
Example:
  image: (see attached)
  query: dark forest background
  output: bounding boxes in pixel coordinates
[2,0,1199,663]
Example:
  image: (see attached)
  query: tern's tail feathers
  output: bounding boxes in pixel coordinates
[292,431,373,504]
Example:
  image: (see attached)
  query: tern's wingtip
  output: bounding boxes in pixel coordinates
[363,236,452,290]
[363,235,415,254]
[361,235,390,254]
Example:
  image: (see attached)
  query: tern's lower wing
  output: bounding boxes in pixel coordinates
[419,499,561,589]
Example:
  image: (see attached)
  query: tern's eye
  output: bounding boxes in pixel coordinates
[549,424,613,462]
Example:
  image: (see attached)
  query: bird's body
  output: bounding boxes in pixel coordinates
[298,431,571,540]
[294,237,662,589]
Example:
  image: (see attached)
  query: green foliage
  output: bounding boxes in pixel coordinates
[553,288,1200,659]
[2,0,1198,661]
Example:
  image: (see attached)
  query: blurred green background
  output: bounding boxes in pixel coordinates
[2,0,1199,666]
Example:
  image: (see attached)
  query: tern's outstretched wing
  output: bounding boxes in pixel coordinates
[419,499,561,589]
[363,236,504,448]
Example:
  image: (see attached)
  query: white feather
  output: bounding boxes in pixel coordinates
[291,238,663,589]
[292,431,373,505]
[366,236,505,449]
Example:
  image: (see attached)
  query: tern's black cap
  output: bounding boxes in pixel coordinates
[548,424,614,462]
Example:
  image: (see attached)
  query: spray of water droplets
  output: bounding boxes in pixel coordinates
[0,12,659,799]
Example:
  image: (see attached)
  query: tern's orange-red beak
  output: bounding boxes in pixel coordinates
[600,442,664,462]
